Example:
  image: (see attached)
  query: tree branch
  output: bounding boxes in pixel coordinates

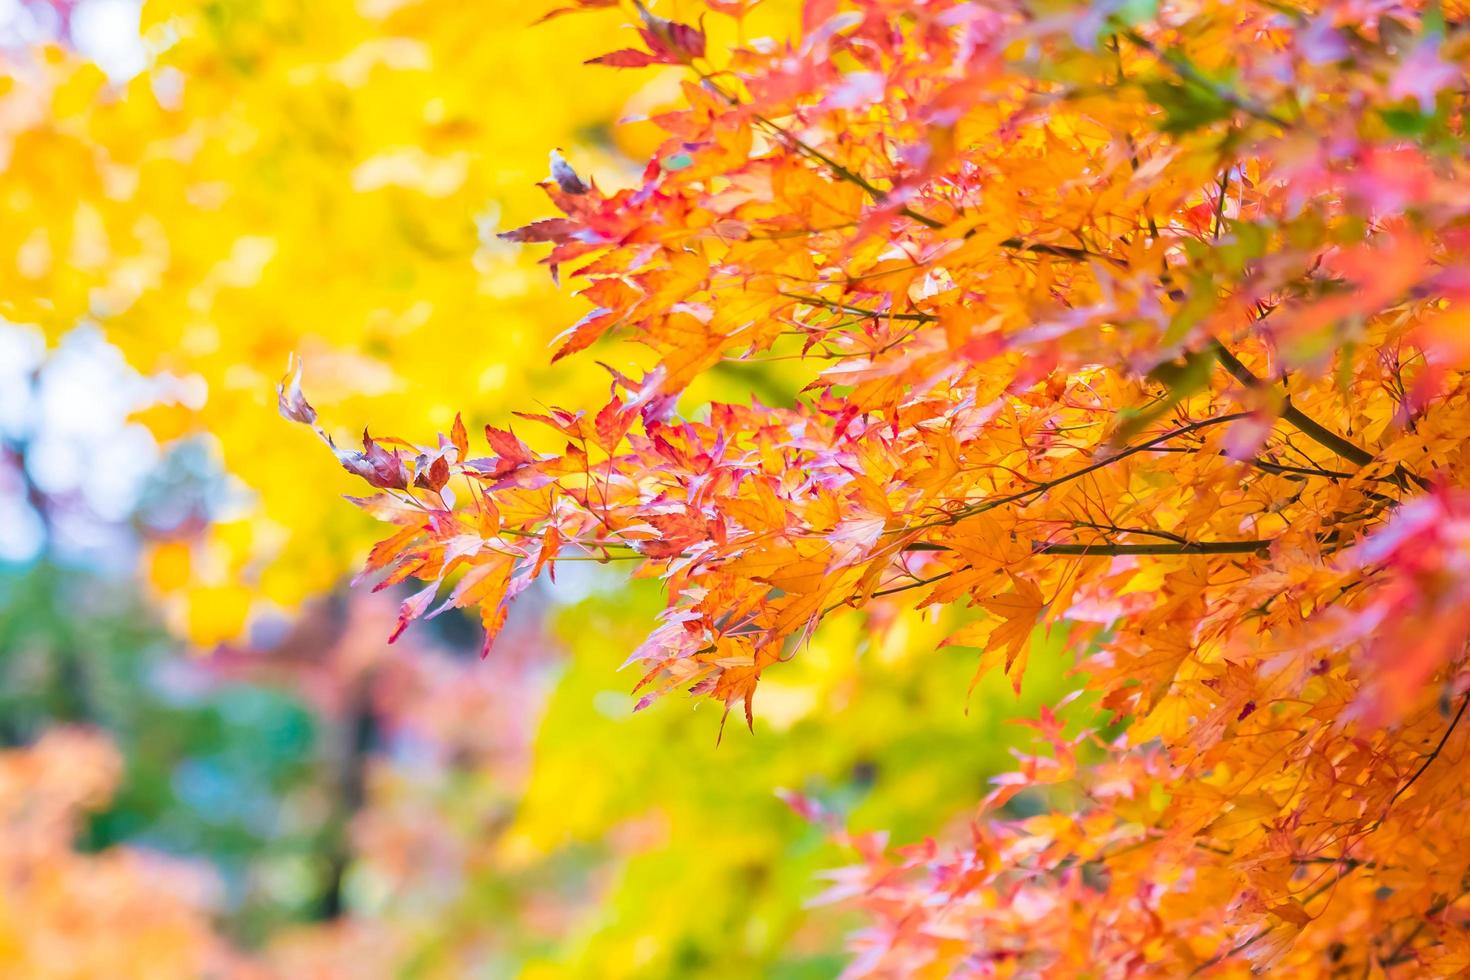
[1120,29,1293,130]
[922,412,1252,530]
[744,111,1119,262]
[1388,690,1470,809]
[779,291,935,322]
[1032,539,1270,556]
[1212,343,1377,465]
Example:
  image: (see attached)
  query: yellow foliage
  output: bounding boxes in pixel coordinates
[0,0,667,641]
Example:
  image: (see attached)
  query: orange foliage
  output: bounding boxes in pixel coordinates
[303,0,1470,974]
[0,731,256,978]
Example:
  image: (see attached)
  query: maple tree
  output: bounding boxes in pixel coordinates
[0,1,1098,976]
[296,0,1470,974]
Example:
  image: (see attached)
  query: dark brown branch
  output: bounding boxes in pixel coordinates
[871,570,954,599]
[1212,169,1230,239]
[1215,342,1434,493]
[789,295,1413,501]
[908,522,1204,553]
[1144,445,1401,504]
[1032,539,1269,557]
[994,236,1123,264]
[1053,520,1190,544]
[779,291,935,322]
[1121,29,1293,130]
[1144,445,1345,480]
[1213,343,1375,465]
[1279,403,1375,467]
[1248,457,1356,481]
[824,569,957,612]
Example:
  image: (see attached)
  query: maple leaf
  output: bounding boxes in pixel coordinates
[586,48,666,68]
[1388,39,1461,114]
[636,509,712,560]
[497,217,582,243]
[336,430,409,491]
[448,413,469,460]
[548,148,590,195]
[389,582,439,643]
[947,574,1047,694]
[275,354,316,426]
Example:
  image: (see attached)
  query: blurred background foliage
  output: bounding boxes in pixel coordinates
[0,0,1084,975]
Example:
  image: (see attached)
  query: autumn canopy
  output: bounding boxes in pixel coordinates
[274,0,1470,974]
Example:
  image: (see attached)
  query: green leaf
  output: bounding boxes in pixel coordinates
[1114,0,1158,28]
[1380,106,1432,138]
[1141,75,1231,133]
[1423,0,1446,40]
[1118,347,1219,441]
[1162,271,1217,346]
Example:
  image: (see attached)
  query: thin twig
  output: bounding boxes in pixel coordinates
[1121,29,1293,130]
[1388,691,1470,809]
[908,413,1251,532]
